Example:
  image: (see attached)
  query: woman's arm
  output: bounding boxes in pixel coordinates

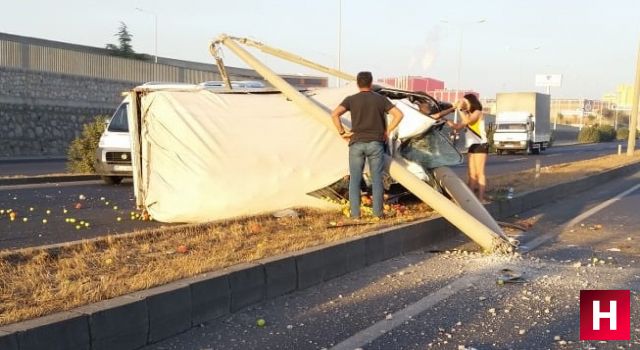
[447,110,481,130]
[431,106,456,119]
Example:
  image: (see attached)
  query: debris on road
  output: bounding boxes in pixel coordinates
[496,269,526,284]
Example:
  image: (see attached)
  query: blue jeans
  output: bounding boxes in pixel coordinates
[349,141,385,218]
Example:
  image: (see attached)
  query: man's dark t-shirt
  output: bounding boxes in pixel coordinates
[340,91,394,145]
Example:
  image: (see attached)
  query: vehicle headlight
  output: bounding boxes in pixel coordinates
[520,141,526,145]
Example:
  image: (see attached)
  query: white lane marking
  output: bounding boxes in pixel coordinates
[521,182,640,252]
[0,180,103,191]
[547,153,562,157]
[565,183,640,227]
[508,157,527,162]
[331,272,484,350]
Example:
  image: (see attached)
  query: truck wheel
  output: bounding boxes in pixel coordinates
[101,176,123,185]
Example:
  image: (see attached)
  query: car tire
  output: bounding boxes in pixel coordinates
[102,176,123,185]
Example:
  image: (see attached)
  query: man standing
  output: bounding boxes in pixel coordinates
[331,72,404,218]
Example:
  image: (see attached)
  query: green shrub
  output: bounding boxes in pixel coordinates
[616,127,630,140]
[577,126,600,143]
[597,125,616,142]
[67,115,109,173]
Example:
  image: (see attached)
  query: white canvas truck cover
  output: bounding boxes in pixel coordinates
[136,84,437,223]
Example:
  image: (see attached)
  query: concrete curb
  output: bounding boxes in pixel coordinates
[0,175,100,186]
[1,162,639,350]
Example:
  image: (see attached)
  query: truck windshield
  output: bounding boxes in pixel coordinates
[108,103,129,132]
[497,123,526,131]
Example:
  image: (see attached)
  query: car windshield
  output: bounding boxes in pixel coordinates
[399,128,463,169]
[497,123,526,130]
[108,103,129,132]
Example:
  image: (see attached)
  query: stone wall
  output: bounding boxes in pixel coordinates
[0,67,136,157]
[0,104,115,157]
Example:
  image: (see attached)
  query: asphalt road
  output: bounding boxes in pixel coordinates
[0,180,167,250]
[143,170,640,350]
[451,141,627,178]
[0,142,629,251]
[0,140,621,178]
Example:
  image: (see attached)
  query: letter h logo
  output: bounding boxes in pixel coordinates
[580,290,630,341]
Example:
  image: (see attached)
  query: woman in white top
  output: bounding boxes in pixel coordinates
[447,94,489,203]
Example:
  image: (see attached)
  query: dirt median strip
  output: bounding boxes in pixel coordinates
[0,174,99,186]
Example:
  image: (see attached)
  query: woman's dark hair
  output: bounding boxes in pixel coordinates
[464,93,483,113]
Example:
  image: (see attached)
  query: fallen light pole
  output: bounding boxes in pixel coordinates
[211,34,512,253]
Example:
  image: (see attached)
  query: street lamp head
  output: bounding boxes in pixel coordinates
[477,19,487,23]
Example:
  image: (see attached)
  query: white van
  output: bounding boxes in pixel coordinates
[95,98,133,184]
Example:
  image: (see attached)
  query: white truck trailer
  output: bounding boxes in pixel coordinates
[493,92,551,155]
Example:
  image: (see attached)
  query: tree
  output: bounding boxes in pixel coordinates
[115,22,134,54]
[105,22,149,60]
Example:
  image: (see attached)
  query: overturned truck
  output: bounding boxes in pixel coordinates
[126,34,515,253]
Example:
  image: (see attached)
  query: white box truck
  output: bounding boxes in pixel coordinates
[493,92,551,155]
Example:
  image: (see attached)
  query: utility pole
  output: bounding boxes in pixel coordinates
[441,19,486,123]
[337,0,342,88]
[136,7,158,63]
[628,40,640,156]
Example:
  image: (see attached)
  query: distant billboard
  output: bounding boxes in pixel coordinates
[535,74,562,87]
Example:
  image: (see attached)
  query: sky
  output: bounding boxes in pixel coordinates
[1,0,639,99]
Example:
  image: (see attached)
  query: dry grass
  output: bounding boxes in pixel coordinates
[0,205,432,326]
[1,151,639,326]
